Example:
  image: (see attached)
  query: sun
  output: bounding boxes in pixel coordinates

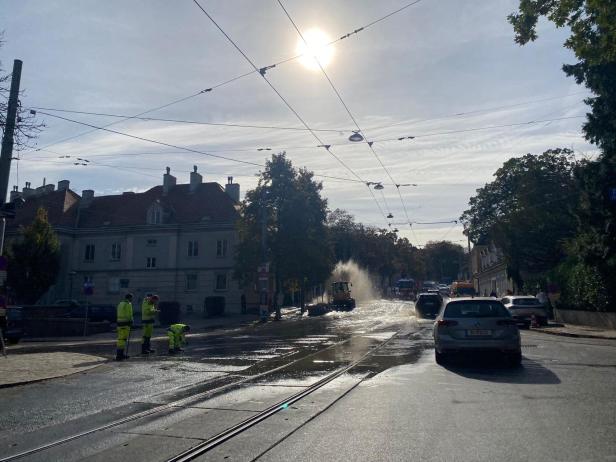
[295,28,335,71]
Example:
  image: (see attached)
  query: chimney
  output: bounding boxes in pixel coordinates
[58,180,70,191]
[163,166,176,195]
[22,182,34,198]
[10,185,22,202]
[225,176,240,202]
[80,189,94,208]
[189,165,202,192]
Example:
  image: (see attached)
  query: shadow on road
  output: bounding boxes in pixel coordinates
[442,356,561,385]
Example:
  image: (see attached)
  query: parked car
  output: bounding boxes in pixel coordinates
[501,296,548,327]
[433,297,521,366]
[415,293,443,318]
[4,306,24,344]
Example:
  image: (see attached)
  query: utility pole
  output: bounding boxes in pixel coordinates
[0,59,23,256]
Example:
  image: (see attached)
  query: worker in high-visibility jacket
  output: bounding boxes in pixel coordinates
[141,295,159,355]
[116,293,134,361]
[167,323,190,355]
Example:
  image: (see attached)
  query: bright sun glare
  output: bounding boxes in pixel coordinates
[295,28,335,71]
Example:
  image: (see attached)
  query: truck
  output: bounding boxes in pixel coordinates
[395,278,416,301]
[450,281,476,297]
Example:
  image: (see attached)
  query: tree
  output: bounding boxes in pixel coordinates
[509,1,616,308]
[1,33,43,149]
[6,207,61,304]
[460,149,579,286]
[508,0,616,152]
[234,153,334,297]
[422,241,465,282]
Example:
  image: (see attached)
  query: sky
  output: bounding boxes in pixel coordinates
[0,0,596,247]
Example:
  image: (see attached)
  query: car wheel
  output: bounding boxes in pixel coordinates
[6,337,20,345]
[435,350,447,365]
[508,352,522,367]
[539,316,548,326]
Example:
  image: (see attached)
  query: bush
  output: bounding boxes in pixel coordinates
[555,261,609,312]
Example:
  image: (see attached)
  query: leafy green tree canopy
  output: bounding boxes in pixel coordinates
[460,149,579,283]
[234,153,333,290]
[7,207,61,304]
[508,0,616,152]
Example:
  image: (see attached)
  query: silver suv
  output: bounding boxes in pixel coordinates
[433,298,521,366]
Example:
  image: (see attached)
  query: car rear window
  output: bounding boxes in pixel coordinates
[444,301,510,318]
[513,298,541,306]
[418,295,441,304]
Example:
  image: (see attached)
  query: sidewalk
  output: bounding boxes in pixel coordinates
[0,352,106,388]
[532,322,616,340]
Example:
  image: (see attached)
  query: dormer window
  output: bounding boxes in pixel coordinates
[147,204,163,225]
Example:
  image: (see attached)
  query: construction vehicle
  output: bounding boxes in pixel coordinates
[329,281,356,311]
[307,281,356,316]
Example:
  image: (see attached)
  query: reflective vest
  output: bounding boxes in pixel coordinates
[141,300,157,323]
[168,323,186,335]
[117,300,133,326]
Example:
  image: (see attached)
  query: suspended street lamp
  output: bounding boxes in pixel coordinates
[348,131,364,142]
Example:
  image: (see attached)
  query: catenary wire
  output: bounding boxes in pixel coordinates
[34,111,385,186]
[277,0,429,243]
[20,0,426,158]
[191,0,390,222]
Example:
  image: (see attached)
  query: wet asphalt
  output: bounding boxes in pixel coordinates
[1,300,616,461]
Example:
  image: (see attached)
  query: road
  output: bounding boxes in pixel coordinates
[1,300,615,461]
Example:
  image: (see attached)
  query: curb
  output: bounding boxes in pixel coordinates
[531,327,616,340]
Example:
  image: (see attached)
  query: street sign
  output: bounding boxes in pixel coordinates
[257,263,270,281]
[83,281,94,295]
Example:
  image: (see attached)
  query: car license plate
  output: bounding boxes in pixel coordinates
[467,329,492,336]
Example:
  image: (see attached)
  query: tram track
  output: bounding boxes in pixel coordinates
[0,331,380,462]
[166,331,399,462]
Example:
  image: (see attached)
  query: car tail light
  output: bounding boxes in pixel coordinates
[497,319,517,326]
[437,319,458,327]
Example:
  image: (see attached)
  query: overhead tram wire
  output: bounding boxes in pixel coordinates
[29,90,586,153]
[21,0,427,158]
[276,0,421,240]
[28,107,351,134]
[191,0,390,223]
[28,111,587,166]
[34,111,380,186]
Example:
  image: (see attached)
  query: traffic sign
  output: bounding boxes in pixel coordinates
[83,281,94,295]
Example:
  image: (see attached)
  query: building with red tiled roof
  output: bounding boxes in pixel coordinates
[5,167,243,314]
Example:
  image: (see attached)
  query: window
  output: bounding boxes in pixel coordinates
[148,205,162,225]
[215,273,227,291]
[188,240,199,257]
[185,274,197,291]
[147,239,157,247]
[84,244,95,261]
[111,242,121,261]
[108,277,120,293]
[120,278,130,289]
[216,239,228,257]
[146,257,157,269]
[83,275,93,284]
